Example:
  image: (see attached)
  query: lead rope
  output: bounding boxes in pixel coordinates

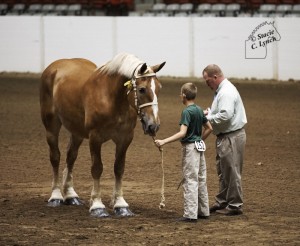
[152,137,165,209]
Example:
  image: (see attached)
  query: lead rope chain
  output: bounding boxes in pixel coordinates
[152,137,165,209]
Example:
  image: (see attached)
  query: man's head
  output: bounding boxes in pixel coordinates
[181,83,197,101]
[202,64,224,91]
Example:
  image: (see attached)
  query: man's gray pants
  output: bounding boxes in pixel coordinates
[215,128,246,208]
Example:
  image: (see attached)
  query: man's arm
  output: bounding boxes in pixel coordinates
[207,93,235,125]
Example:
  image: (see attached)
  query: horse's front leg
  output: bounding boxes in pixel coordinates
[62,134,83,205]
[89,135,110,218]
[112,132,134,217]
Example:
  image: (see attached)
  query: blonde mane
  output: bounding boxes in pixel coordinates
[100,53,144,78]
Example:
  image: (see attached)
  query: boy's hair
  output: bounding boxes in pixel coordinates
[181,83,197,100]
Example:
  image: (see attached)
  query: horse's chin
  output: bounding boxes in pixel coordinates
[142,125,158,137]
[145,131,156,137]
[142,127,153,136]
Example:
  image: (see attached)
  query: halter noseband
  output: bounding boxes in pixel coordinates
[124,65,158,116]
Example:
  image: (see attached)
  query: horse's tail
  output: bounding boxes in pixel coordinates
[39,67,58,128]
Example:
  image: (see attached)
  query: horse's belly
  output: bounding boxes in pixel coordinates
[54,84,88,138]
[59,113,88,139]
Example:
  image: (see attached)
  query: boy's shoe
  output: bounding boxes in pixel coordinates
[197,215,209,219]
[176,217,197,223]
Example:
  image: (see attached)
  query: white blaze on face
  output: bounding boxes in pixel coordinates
[150,78,159,120]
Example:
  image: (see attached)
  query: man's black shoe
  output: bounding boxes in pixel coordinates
[176,217,197,223]
[216,207,243,216]
[209,202,227,213]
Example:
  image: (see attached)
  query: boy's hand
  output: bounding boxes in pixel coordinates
[155,139,164,147]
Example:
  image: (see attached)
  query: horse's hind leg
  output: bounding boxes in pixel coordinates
[44,116,63,207]
[62,134,84,205]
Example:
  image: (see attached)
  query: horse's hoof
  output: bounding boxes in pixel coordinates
[114,207,135,217]
[47,199,63,207]
[63,197,84,206]
[90,208,110,218]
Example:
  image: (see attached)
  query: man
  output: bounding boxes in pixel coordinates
[202,64,247,216]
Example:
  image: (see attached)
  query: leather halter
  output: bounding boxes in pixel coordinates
[125,64,158,116]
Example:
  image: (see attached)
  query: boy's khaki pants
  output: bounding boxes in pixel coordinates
[182,143,209,219]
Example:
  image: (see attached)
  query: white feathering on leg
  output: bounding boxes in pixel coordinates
[113,196,129,208]
[89,198,106,212]
[48,188,63,202]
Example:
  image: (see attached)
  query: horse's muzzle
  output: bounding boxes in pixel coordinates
[147,124,160,136]
[141,116,160,136]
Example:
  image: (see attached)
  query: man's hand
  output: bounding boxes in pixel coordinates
[203,107,210,116]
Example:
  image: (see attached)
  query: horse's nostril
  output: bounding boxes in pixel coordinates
[149,124,159,134]
[150,125,154,132]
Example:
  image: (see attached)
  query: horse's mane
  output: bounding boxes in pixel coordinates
[99,53,144,77]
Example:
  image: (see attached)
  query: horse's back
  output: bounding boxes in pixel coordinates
[40,58,97,137]
[41,58,96,85]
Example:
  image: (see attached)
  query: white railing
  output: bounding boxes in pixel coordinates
[0,16,299,80]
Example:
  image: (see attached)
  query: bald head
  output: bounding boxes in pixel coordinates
[202,64,223,77]
[202,64,225,91]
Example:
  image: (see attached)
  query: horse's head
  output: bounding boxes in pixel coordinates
[126,61,166,136]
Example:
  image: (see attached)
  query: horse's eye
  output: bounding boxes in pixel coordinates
[139,87,146,94]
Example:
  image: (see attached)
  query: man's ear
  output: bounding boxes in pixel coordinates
[182,93,186,98]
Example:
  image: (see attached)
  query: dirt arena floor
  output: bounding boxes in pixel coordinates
[0,73,299,246]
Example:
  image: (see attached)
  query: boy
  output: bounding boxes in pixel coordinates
[155,83,212,223]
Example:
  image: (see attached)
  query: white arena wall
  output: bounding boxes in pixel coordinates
[0,16,299,80]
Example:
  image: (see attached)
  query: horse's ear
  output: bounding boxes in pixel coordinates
[139,63,148,75]
[152,62,166,73]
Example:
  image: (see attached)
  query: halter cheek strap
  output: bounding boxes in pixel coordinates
[124,69,158,116]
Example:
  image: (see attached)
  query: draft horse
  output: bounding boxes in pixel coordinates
[40,53,166,217]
